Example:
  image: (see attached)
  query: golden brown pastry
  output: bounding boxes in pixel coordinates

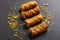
[22,6,40,19]
[25,14,43,27]
[29,22,48,36]
[20,1,38,11]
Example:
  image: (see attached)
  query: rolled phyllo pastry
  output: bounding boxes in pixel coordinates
[20,1,38,11]
[25,14,43,27]
[29,22,48,36]
[21,6,40,19]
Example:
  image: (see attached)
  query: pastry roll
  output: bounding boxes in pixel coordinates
[20,1,38,11]
[29,22,48,36]
[25,14,43,27]
[22,6,40,19]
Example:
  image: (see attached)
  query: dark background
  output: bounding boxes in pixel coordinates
[0,0,60,40]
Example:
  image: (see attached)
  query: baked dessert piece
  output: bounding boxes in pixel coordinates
[20,1,38,11]
[21,6,40,19]
[25,14,43,27]
[29,22,48,36]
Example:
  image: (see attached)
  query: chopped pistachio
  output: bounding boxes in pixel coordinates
[10,7,13,9]
[8,17,10,19]
[13,34,18,38]
[12,14,19,19]
[8,21,10,23]
[8,17,15,21]
[15,32,18,34]
[12,12,15,14]
[46,14,50,17]
[45,19,48,23]
[42,3,48,6]
[47,21,50,24]
[10,22,18,29]
[8,13,12,15]
[43,8,48,12]
[45,3,48,6]
[47,16,51,20]
[9,22,12,25]
[13,29,18,31]
[42,3,45,6]
[43,15,46,18]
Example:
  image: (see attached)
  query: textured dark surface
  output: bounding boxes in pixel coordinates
[0,0,60,40]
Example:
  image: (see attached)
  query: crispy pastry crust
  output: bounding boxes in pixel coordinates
[25,14,43,27]
[22,6,40,19]
[29,22,48,36]
[20,1,38,11]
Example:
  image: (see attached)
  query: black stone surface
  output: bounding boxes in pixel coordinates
[0,0,60,40]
